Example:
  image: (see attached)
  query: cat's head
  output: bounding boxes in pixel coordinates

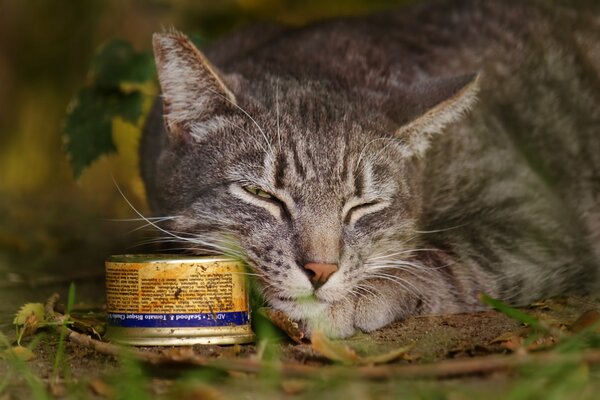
[150,31,479,322]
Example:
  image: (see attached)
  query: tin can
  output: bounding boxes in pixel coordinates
[105,254,255,346]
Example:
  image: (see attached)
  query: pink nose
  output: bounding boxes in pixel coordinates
[303,262,338,285]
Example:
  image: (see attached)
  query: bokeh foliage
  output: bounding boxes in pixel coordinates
[63,39,155,177]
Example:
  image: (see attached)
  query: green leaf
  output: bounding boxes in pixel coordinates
[91,38,154,87]
[63,38,154,177]
[63,88,116,177]
[480,294,546,332]
[63,88,144,177]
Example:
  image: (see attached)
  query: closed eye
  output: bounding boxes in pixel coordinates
[229,184,291,220]
[244,185,276,200]
[343,200,390,225]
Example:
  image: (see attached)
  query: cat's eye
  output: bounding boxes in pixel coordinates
[241,184,291,218]
[243,185,276,200]
[344,200,388,225]
[349,202,379,213]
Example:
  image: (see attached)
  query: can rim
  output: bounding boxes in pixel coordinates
[106,254,242,264]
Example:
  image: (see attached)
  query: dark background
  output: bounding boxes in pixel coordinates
[0,0,409,329]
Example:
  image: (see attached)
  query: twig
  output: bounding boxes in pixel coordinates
[43,293,600,380]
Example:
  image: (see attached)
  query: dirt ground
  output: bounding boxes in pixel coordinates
[2,275,600,399]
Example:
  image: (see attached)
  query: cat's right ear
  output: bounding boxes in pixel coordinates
[152,31,236,141]
[392,74,480,156]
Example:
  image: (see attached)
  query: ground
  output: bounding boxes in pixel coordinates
[2,272,600,399]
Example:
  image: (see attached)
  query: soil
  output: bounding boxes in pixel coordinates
[2,274,600,399]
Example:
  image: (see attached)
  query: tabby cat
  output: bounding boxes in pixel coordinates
[141,0,600,338]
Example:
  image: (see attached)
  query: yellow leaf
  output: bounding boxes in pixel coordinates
[13,303,45,327]
[362,344,414,365]
[311,330,413,365]
[2,346,36,361]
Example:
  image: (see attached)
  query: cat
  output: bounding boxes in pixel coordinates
[140,0,600,338]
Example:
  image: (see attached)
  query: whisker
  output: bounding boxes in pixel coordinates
[107,216,179,222]
[367,248,439,261]
[365,272,425,299]
[112,178,195,244]
[414,224,468,234]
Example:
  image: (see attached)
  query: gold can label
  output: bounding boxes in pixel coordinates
[105,255,254,345]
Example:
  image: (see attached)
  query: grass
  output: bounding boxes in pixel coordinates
[2,287,600,399]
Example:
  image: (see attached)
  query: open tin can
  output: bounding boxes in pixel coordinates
[105,254,255,346]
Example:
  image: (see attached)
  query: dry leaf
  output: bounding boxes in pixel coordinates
[2,346,36,361]
[490,331,523,344]
[525,335,558,351]
[281,379,308,395]
[311,331,360,364]
[570,310,600,333]
[49,381,66,398]
[89,377,115,398]
[311,330,412,365]
[261,308,305,343]
[176,383,223,400]
[363,344,414,365]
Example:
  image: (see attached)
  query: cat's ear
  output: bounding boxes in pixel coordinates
[393,73,480,156]
[152,31,236,140]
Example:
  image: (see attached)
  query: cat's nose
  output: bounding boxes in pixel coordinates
[303,262,338,287]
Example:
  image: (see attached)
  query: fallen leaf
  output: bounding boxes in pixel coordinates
[490,330,526,345]
[310,331,360,364]
[260,308,305,343]
[500,337,523,352]
[89,378,115,398]
[48,381,66,398]
[281,379,308,395]
[2,346,36,361]
[175,383,223,400]
[364,344,415,365]
[525,335,558,351]
[311,330,412,365]
[13,303,45,327]
[570,310,600,333]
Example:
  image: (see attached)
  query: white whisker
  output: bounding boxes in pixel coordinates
[414,224,468,234]
[365,272,425,299]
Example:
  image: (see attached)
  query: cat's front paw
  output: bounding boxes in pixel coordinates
[352,293,403,333]
[301,299,356,339]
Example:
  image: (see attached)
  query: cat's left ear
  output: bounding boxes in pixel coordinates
[393,73,480,156]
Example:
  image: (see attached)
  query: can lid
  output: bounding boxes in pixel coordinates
[106,254,242,264]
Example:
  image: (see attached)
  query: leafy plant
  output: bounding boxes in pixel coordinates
[63,39,156,177]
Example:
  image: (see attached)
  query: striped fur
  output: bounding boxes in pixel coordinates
[141,0,600,338]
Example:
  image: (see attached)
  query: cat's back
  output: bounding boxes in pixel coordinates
[205,0,587,85]
[202,0,600,265]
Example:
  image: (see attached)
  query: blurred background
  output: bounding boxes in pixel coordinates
[0,0,409,328]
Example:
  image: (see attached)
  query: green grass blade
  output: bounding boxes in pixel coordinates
[480,294,546,331]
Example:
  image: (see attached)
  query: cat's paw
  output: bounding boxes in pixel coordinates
[352,294,401,333]
[302,299,356,339]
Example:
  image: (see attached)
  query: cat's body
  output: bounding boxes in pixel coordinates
[142,0,600,337]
